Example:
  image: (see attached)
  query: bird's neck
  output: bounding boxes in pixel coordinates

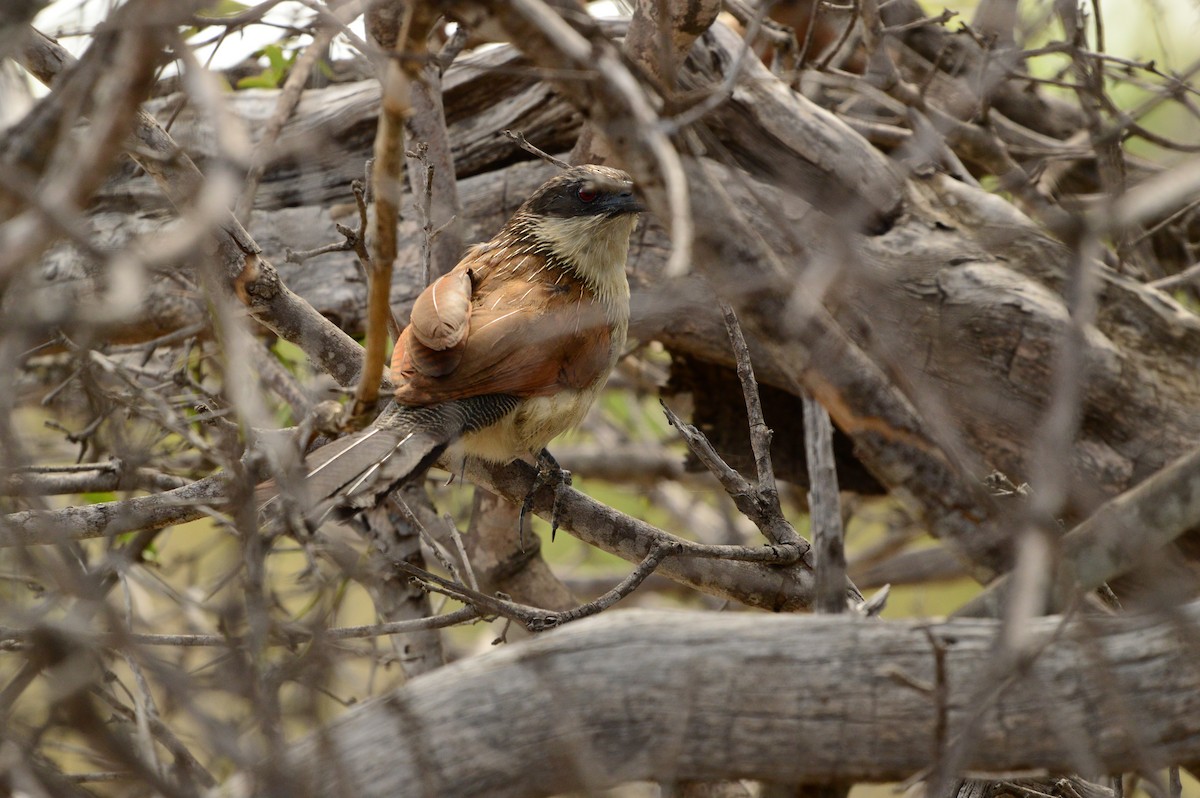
[512,214,635,321]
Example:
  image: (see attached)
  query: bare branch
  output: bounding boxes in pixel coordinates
[502,128,570,169]
[282,604,1200,796]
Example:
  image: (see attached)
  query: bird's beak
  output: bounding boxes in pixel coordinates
[603,186,645,216]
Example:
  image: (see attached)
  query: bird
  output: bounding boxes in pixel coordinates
[277,164,643,533]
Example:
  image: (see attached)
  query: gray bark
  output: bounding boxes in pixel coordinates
[30,37,1200,577]
[269,604,1200,797]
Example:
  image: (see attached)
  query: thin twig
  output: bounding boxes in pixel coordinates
[354,4,419,417]
[391,541,682,632]
[0,606,482,649]
[234,4,352,222]
[721,303,779,501]
[405,143,438,286]
[1147,260,1200,290]
[803,393,848,614]
[816,0,860,71]
[502,128,570,169]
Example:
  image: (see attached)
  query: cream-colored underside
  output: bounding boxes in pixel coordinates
[450,311,629,464]
[527,214,635,322]
[450,387,598,464]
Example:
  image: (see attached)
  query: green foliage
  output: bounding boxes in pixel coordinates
[1173,289,1200,314]
[200,0,250,17]
[182,1,249,41]
[237,44,298,89]
[271,338,310,376]
[116,531,160,562]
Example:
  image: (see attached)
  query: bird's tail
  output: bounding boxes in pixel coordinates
[259,394,519,523]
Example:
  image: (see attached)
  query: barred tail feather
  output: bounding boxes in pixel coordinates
[258,395,520,526]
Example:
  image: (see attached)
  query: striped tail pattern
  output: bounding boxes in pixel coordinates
[260,394,520,524]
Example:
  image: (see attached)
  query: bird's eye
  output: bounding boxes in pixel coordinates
[577,187,598,203]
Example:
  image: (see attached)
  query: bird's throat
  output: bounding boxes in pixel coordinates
[526,214,635,320]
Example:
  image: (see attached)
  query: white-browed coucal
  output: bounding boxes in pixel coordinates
[286,164,642,525]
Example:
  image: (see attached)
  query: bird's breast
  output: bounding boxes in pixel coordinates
[454,316,626,464]
[452,387,598,464]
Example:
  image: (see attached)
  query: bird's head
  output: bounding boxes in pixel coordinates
[522,164,644,220]
[514,165,643,304]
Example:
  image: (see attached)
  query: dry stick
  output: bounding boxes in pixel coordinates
[661,400,804,552]
[234,1,353,223]
[284,176,403,340]
[389,491,476,591]
[402,19,465,280]
[406,142,437,286]
[0,475,229,547]
[720,304,782,519]
[957,441,1200,618]
[389,542,683,632]
[803,394,849,615]
[355,5,417,417]
[0,606,481,650]
[443,511,481,593]
[287,177,365,254]
[720,303,859,613]
[1147,260,1200,290]
[502,128,570,169]
[18,29,367,389]
[0,466,189,496]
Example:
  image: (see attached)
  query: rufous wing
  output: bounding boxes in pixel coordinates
[392,270,614,406]
[392,266,473,379]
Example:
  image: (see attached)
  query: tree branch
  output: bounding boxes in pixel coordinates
[283,604,1200,797]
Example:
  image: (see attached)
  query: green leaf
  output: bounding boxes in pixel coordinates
[204,0,251,16]
[237,73,281,89]
[264,43,288,74]
[235,44,301,89]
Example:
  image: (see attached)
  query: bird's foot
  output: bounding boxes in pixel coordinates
[519,449,573,549]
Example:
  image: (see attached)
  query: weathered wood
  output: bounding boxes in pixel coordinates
[284,605,1200,797]
[36,153,1200,576]
[28,25,1200,578]
[93,46,581,214]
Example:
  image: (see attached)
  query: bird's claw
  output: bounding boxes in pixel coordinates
[518,450,572,550]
